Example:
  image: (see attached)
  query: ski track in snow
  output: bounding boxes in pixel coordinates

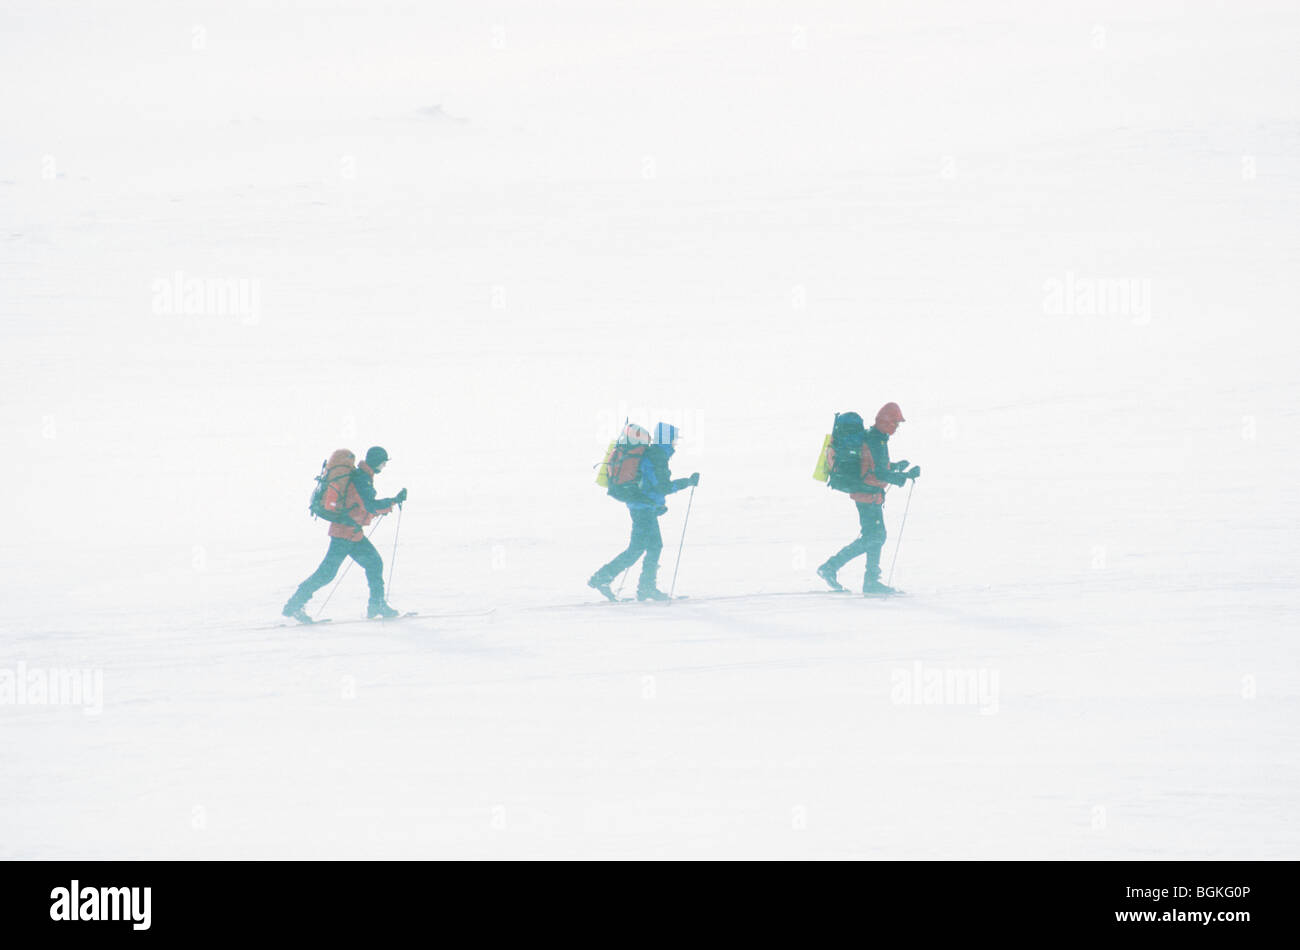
[7,577,1294,859]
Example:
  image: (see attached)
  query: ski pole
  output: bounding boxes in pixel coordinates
[386,502,403,599]
[614,564,632,599]
[668,484,695,600]
[886,480,914,587]
[315,514,385,619]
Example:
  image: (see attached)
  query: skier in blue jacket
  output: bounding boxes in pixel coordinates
[589,422,699,601]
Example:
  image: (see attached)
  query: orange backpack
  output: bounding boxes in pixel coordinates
[309,449,357,522]
[595,423,651,501]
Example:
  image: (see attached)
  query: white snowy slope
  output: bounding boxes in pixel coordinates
[1,0,1297,858]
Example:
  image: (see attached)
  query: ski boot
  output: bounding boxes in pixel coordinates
[282,600,315,624]
[636,587,671,602]
[816,563,845,592]
[367,601,400,619]
[862,579,897,597]
[588,574,618,602]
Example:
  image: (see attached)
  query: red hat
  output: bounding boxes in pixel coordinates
[875,402,905,435]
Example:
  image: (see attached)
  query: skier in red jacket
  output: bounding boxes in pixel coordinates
[283,446,407,622]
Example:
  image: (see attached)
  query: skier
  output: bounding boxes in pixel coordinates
[282,446,408,622]
[588,422,699,602]
[817,403,919,595]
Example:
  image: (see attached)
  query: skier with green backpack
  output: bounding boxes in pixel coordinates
[813,403,919,596]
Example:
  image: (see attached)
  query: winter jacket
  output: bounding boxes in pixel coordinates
[827,425,907,505]
[850,404,908,504]
[627,423,692,512]
[326,461,395,541]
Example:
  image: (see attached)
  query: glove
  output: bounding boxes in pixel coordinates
[890,460,910,472]
[394,487,408,505]
[689,472,700,487]
[655,505,668,516]
[904,465,921,480]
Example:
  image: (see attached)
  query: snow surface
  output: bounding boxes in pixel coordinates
[1,0,1297,858]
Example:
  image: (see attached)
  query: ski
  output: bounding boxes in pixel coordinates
[416,607,498,620]
[598,595,690,605]
[305,611,420,629]
[664,590,851,604]
[356,611,420,625]
[261,608,501,631]
[268,611,416,630]
[271,617,332,628]
[602,595,690,604]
